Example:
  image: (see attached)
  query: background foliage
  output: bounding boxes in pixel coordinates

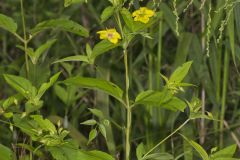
[0,0,240,159]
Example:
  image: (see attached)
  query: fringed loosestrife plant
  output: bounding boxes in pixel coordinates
[0,0,239,160]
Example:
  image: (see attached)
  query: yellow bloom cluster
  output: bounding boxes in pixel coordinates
[132,7,155,24]
[97,28,121,44]
[97,7,155,44]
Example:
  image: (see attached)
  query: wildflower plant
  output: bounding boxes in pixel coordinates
[0,0,239,160]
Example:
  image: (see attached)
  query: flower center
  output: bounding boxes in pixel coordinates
[107,33,114,39]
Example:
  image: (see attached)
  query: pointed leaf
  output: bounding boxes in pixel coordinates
[91,40,118,60]
[33,39,57,64]
[135,89,173,106]
[88,129,97,144]
[0,14,17,33]
[37,72,61,99]
[3,74,37,99]
[31,19,89,37]
[101,6,115,23]
[81,119,97,126]
[169,61,193,83]
[99,124,107,139]
[211,144,237,159]
[64,77,123,102]
[180,134,209,160]
[53,55,89,64]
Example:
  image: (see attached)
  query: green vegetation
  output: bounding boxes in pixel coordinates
[0,0,240,159]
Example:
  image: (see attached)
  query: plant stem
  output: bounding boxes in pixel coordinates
[124,48,131,160]
[141,119,190,159]
[200,0,206,145]
[20,0,30,78]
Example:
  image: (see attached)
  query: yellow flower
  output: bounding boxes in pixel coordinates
[97,28,121,44]
[132,7,155,24]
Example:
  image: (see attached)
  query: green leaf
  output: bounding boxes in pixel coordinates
[99,124,107,139]
[162,97,186,112]
[88,129,97,144]
[31,19,89,37]
[78,150,115,160]
[180,134,209,160]
[120,8,134,31]
[89,108,105,119]
[3,112,13,118]
[31,115,57,134]
[32,39,57,64]
[135,89,173,106]
[81,119,97,126]
[3,74,37,99]
[141,153,174,160]
[47,140,80,160]
[0,14,17,33]
[64,77,123,102]
[91,40,119,60]
[101,6,115,23]
[64,0,85,7]
[37,72,61,99]
[211,144,237,159]
[136,143,146,160]
[0,144,14,160]
[53,55,89,64]
[2,94,23,110]
[169,61,193,83]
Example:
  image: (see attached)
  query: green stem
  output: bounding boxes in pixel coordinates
[20,0,30,78]
[124,49,131,160]
[141,119,190,159]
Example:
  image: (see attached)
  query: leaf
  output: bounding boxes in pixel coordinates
[101,6,115,23]
[162,97,186,112]
[141,153,174,160]
[2,94,23,110]
[0,144,14,160]
[135,89,173,106]
[91,40,119,60]
[32,39,57,64]
[53,55,89,64]
[31,115,57,134]
[37,72,61,99]
[0,14,17,33]
[99,124,107,139]
[64,76,123,102]
[88,129,97,144]
[64,0,85,7]
[77,150,115,160]
[47,140,80,160]
[81,119,97,126]
[211,144,237,159]
[89,108,105,119]
[3,74,37,99]
[180,134,209,160]
[120,8,134,31]
[136,143,146,160]
[169,61,193,83]
[31,19,89,37]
